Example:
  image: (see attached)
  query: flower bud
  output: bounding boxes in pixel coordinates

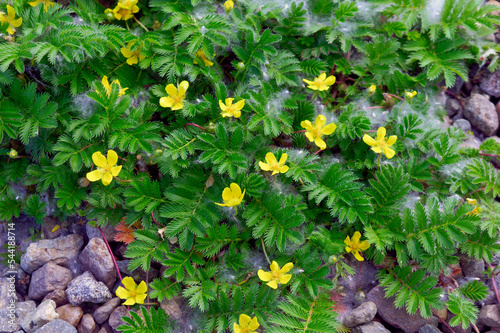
[8,149,17,158]
[224,0,234,12]
[79,177,90,187]
[154,149,163,156]
[104,8,115,21]
[328,255,338,264]
[237,62,245,70]
[205,121,216,133]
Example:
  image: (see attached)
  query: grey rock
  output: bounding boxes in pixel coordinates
[93,297,121,324]
[420,324,442,333]
[85,223,118,242]
[41,217,63,239]
[2,263,30,296]
[77,313,96,333]
[446,98,462,117]
[342,301,377,328]
[55,304,83,327]
[42,289,68,307]
[160,297,182,320]
[28,262,73,300]
[97,325,113,333]
[453,119,472,133]
[21,234,84,273]
[34,319,77,333]
[108,306,128,332]
[479,305,500,327]
[459,253,485,280]
[352,321,391,333]
[0,300,36,332]
[66,272,112,306]
[367,285,438,333]
[79,238,116,289]
[20,299,59,333]
[0,277,17,309]
[464,94,499,136]
[481,69,500,98]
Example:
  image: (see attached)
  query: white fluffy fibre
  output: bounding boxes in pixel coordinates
[423,0,446,26]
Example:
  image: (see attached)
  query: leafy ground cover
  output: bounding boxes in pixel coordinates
[2,0,500,332]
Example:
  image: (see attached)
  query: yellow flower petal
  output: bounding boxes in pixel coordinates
[215,202,228,207]
[266,280,278,289]
[233,99,245,110]
[234,323,241,333]
[279,165,289,173]
[219,100,227,111]
[377,127,386,141]
[318,73,326,81]
[12,17,21,28]
[101,172,113,186]
[121,276,137,289]
[111,165,122,177]
[279,153,288,164]
[86,169,105,182]
[344,235,351,246]
[165,84,177,97]
[371,147,382,154]
[7,5,15,20]
[239,314,251,327]
[233,110,241,118]
[178,81,189,95]
[101,76,111,92]
[225,98,234,106]
[265,152,277,165]
[300,120,313,131]
[302,79,314,85]
[258,269,272,282]
[160,96,174,108]
[222,187,233,202]
[345,246,352,253]
[136,281,147,294]
[120,47,134,58]
[171,102,184,110]
[280,262,294,274]
[269,261,279,272]
[92,151,108,168]
[107,150,118,166]
[134,293,147,304]
[322,123,337,135]
[363,134,376,146]
[323,75,336,86]
[123,297,136,305]
[259,161,271,171]
[314,137,326,150]
[229,183,242,198]
[279,273,292,285]
[115,286,130,299]
[315,115,326,128]
[305,132,314,142]
[352,231,361,243]
[386,135,397,146]
[353,251,364,261]
[359,240,370,251]
[126,56,138,65]
[248,317,260,330]
[383,147,395,159]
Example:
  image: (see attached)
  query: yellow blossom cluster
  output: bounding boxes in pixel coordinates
[116,277,147,305]
[121,42,146,65]
[105,0,139,21]
[0,5,22,35]
[28,0,55,11]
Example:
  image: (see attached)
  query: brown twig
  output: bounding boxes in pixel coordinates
[488,263,500,304]
[436,314,455,333]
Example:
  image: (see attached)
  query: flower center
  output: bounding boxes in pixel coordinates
[313,78,323,88]
[226,105,237,115]
[376,138,387,148]
[313,127,323,138]
[173,95,184,105]
[129,290,137,298]
[270,162,280,171]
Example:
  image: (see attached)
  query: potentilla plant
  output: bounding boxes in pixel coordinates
[1,0,500,332]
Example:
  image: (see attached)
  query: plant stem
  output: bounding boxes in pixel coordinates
[480,152,500,157]
[125,20,130,31]
[488,263,500,304]
[98,226,129,311]
[261,237,271,265]
[436,315,455,333]
[133,16,149,31]
[377,153,381,170]
[184,123,206,131]
[114,177,132,183]
[397,100,407,116]
[313,149,323,155]
[386,93,405,101]
[311,91,318,101]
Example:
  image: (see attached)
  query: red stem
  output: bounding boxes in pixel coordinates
[480,152,500,157]
[357,257,364,289]
[386,93,405,101]
[436,315,456,333]
[313,149,323,155]
[488,264,500,304]
[293,130,307,134]
[98,226,129,310]
[364,106,384,109]
[184,123,206,131]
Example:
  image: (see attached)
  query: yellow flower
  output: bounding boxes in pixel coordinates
[302,73,336,91]
[86,150,123,186]
[193,49,214,67]
[215,183,245,207]
[368,85,376,93]
[219,98,245,118]
[8,149,17,158]
[120,42,146,65]
[466,198,482,216]
[362,127,397,159]
[300,115,337,150]
[233,314,259,333]
[259,152,289,175]
[160,81,189,110]
[112,0,139,21]
[405,91,417,99]
[116,276,147,305]
[28,0,55,11]
[258,261,293,289]
[0,5,22,35]
[345,231,370,262]
[100,76,128,96]
[224,0,234,11]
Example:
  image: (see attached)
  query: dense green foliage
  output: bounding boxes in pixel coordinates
[1,0,500,331]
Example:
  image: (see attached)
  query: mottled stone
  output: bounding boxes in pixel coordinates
[42,289,68,307]
[108,306,128,332]
[0,277,17,308]
[77,314,96,333]
[93,297,121,324]
[2,263,30,296]
[420,324,442,333]
[464,94,499,136]
[352,321,391,333]
[446,98,462,117]
[20,299,59,333]
[85,223,118,242]
[28,262,73,300]
[479,305,500,327]
[65,272,112,306]
[55,304,83,327]
[160,297,182,320]
[79,238,116,289]
[367,286,438,333]
[342,301,377,328]
[20,234,84,273]
[459,253,485,280]
[34,319,77,333]
[453,119,472,133]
